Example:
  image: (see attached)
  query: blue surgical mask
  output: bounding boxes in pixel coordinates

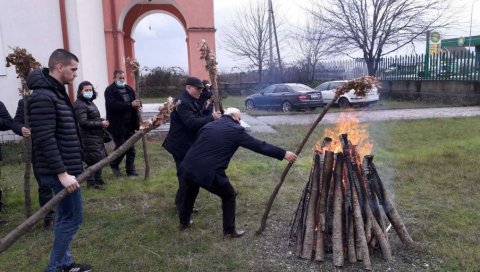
[83,91,93,100]
[115,80,126,88]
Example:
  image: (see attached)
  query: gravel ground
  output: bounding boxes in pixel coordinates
[250,218,446,272]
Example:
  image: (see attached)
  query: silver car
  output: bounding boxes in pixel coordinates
[315,80,379,108]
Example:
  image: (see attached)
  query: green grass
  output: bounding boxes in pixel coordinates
[1,117,479,271]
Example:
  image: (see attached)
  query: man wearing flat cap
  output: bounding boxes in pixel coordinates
[163,76,221,216]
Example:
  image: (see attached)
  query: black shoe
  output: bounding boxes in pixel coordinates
[178,220,193,231]
[111,167,122,177]
[127,171,139,177]
[43,218,55,230]
[62,262,92,272]
[224,229,245,238]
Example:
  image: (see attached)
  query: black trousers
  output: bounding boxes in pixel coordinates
[33,171,55,221]
[110,129,136,174]
[179,177,237,233]
[173,156,185,211]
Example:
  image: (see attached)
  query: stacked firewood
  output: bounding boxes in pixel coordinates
[289,134,415,270]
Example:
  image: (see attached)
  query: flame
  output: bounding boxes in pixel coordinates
[315,110,373,158]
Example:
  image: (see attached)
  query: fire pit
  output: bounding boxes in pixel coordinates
[289,114,415,270]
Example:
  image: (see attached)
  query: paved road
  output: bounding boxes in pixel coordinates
[142,104,480,134]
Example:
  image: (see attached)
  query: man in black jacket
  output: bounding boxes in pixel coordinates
[163,76,221,213]
[178,108,297,238]
[104,70,141,177]
[0,100,24,226]
[14,98,55,229]
[27,49,91,272]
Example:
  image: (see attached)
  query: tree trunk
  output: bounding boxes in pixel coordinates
[301,153,322,259]
[351,183,372,270]
[314,151,333,261]
[22,92,32,218]
[332,153,344,267]
[134,71,150,180]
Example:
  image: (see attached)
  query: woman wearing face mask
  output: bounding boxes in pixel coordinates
[73,81,110,189]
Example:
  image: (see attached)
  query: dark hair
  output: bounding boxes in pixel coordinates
[48,49,79,71]
[77,81,97,100]
[113,69,125,79]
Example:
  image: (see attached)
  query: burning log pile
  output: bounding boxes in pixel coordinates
[289,134,415,270]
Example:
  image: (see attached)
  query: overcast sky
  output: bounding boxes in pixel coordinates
[132,0,480,74]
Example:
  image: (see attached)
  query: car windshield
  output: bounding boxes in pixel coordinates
[288,84,314,92]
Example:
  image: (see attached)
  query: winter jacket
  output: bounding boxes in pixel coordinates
[74,96,106,164]
[104,82,139,138]
[179,115,286,187]
[26,68,84,176]
[162,90,214,160]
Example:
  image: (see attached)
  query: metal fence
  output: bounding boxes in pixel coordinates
[314,51,479,81]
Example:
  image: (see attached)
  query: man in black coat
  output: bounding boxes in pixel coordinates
[0,100,24,226]
[178,108,297,238]
[27,49,91,272]
[163,76,221,213]
[104,69,141,177]
[14,98,55,229]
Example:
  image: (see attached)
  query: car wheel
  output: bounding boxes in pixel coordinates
[338,98,350,109]
[245,99,255,110]
[282,101,292,113]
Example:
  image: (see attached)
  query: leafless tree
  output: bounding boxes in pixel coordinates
[293,14,330,82]
[309,0,451,75]
[223,0,282,84]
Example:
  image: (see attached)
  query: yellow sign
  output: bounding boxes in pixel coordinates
[429,43,440,55]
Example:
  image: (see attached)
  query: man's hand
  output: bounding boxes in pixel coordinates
[57,172,80,193]
[212,111,221,120]
[284,151,297,163]
[102,120,110,128]
[21,127,30,137]
[132,99,141,108]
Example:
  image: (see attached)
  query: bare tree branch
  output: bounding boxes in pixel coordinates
[309,0,452,75]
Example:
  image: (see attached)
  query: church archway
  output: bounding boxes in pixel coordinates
[102,0,215,85]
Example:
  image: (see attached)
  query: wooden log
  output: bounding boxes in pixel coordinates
[301,153,322,259]
[347,211,357,263]
[368,156,416,248]
[332,153,344,267]
[295,161,315,257]
[314,151,333,261]
[362,156,386,234]
[351,181,372,270]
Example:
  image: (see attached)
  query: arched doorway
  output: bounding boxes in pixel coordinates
[102,0,215,85]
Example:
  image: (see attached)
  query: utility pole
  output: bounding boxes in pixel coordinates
[268,0,284,81]
[268,1,273,82]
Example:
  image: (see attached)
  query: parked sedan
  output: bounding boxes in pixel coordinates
[245,83,323,113]
[315,80,379,108]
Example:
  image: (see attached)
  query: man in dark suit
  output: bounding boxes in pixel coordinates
[178,108,297,238]
[162,76,221,213]
[104,69,141,177]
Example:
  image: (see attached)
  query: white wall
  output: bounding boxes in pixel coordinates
[66,0,109,116]
[0,0,63,114]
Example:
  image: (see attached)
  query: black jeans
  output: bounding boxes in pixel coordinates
[34,171,55,221]
[179,177,237,233]
[110,128,136,174]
